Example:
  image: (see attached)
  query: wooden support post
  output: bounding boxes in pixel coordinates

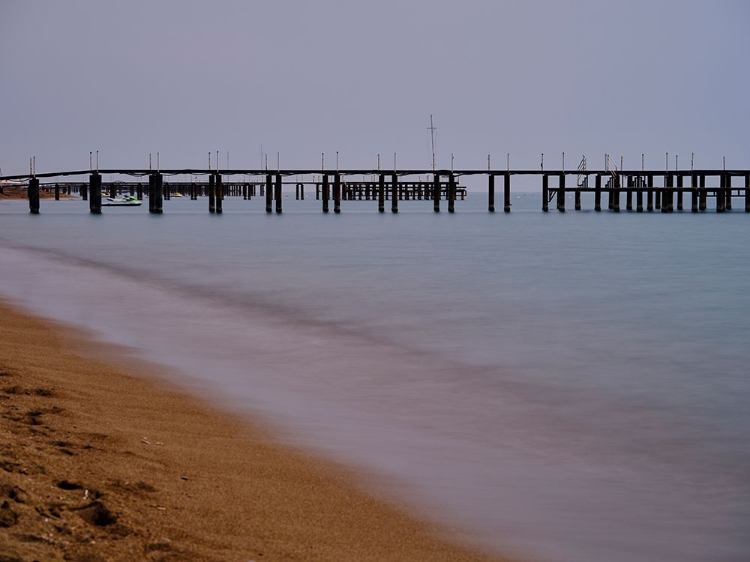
[208,174,216,213]
[322,175,329,213]
[81,182,88,200]
[594,174,601,211]
[637,187,643,212]
[575,188,581,211]
[725,173,732,210]
[275,174,282,213]
[745,173,750,212]
[700,175,707,211]
[301,183,305,200]
[488,174,495,212]
[109,182,116,200]
[448,173,456,213]
[557,173,565,212]
[647,175,654,211]
[612,176,620,212]
[655,188,662,210]
[152,174,163,214]
[163,181,170,201]
[626,176,633,211]
[244,184,248,200]
[661,174,670,213]
[28,177,40,214]
[334,173,341,214]
[90,173,102,214]
[53,182,59,201]
[265,174,273,213]
[542,174,549,212]
[691,173,698,213]
[717,174,726,213]
[433,174,440,213]
[378,174,385,213]
[216,175,223,214]
[676,174,683,211]
[504,172,511,212]
[295,184,299,200]
[391,173,398,213]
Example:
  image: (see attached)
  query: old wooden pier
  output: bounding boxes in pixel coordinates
[3,166,749,215]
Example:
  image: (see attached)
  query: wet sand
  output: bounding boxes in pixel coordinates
[0,301,515,562]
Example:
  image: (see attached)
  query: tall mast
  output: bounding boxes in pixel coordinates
[428,115,437,172]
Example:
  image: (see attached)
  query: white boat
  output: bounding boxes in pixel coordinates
[102,195,142,207]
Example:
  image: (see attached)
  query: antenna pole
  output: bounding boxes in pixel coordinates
[428,115,437,172]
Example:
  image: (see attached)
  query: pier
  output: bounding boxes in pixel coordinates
[3,165,749,215]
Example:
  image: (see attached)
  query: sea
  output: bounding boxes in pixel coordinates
[1,190,749,562]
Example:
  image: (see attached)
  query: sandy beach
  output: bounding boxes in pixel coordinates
[0,300,513,562]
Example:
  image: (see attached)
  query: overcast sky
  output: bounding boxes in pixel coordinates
[1,0,749,177]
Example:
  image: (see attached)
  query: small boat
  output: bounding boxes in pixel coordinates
[102,195,142,207]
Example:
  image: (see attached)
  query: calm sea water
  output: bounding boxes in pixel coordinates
[1,192,749,561]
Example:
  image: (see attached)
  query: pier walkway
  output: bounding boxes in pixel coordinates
[3,166,749,215]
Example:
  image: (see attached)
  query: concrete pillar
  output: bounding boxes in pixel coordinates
[504,172,511,212]
[433,174,440,213]
[391,173,398,213]
[275,174,282,213]
[594,174,601,212]
[378,174,385,213]
[151,174,163,214]
[216,175,223,214]
[488,174,495,212]
[208,174,216,213]
[265,174,273,214]
[557,173,566,212]
[28,177,40,214]
[90,173,102,214]
[334,173,341,214]
[725,173,732,210]
[448,173,456,213]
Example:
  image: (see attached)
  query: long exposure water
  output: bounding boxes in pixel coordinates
[1,191,749,561]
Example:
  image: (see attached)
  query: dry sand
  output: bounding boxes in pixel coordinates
[0,301,517,562]
[0,187,72,200]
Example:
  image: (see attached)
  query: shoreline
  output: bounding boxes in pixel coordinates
[0,300,515,561]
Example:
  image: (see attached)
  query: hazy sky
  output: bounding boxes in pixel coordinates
[1,0,749,177]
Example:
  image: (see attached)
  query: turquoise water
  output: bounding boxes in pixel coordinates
[1,193,749,561]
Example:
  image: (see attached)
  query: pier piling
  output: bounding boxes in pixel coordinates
[594,175,601,211]
[28,177,40,214]
[391,174,398,213]
[208,174,216,213]
[90,173,102,214]
[378,174,385,213]
[322,175,329,213]
[265,174,273,214]
[448,173,456,213]
[433,174,440,213]
[334,173,341,214]
[151,174,163,214]
[275,174,282,213]
[488,174,495,212]
[504,172,511,213]
[216,175,223,214]
[557,173,566,212]
[542,175,549,212]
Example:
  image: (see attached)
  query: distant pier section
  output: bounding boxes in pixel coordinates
[3,160,749,215]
